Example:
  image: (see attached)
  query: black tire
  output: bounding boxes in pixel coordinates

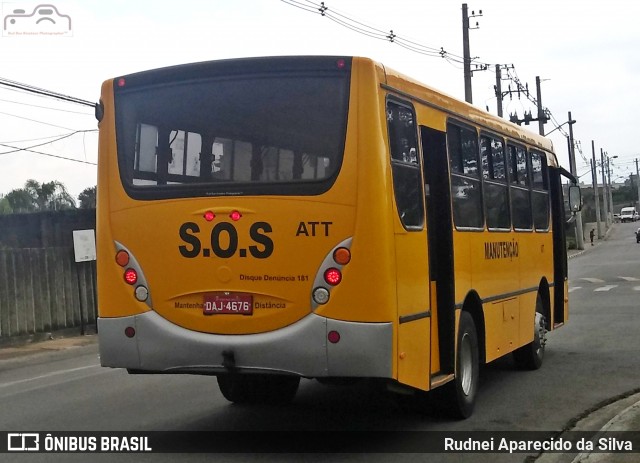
[513,294,546,370]
[437,311,479,419]
[217,374,300,405]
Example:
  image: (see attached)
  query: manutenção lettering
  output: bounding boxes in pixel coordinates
[484,241,519,260]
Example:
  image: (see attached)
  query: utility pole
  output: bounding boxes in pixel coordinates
[591,141,602,239]
[462,4,481,104]
[495,64,503,117]
[607,153,614,220]
[636,159,640,210]
[567,111,584,249]
[462,4,472,103]
[536,76,544,136]
[600,148,610,226]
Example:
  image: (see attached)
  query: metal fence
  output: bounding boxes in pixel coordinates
[0,247,97,340]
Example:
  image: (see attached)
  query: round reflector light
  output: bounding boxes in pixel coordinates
[124,326,136,338]
[313,287,330,305]
[328,330,341,344]
[135,285,149,302]
[117,77,126,87]
[204,211,215,222]
[115,250,130,267]
[336,58,346,69]
[324,268,342,286]
[124,268,138,285]
[333,247,351,265]
[229,210,242,221]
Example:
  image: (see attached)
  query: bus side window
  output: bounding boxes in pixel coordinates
[481,135,510,230]
[507,143,533,230]
[447,122,483,229]
[386,99,424,229]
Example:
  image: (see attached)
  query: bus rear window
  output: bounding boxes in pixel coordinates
[114,74,349,198]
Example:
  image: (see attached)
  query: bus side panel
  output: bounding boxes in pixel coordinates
[97,80,152,320]
[317,57,398,326]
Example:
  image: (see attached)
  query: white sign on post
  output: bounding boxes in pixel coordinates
[73,229,97,263]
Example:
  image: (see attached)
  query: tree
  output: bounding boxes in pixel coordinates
[4,188,36,213]
[78,186,96,209]
[0,195,14,214]
[1,179,76,213]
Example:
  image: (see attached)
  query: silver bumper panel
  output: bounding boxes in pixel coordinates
[98,311,393,378]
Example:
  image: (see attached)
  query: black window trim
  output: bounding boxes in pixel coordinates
[479,131,511,233]
[530,149,551,232]
[386,96,425,232]
[447,118,484,232]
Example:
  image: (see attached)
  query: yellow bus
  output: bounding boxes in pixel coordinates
[96,56,580,418]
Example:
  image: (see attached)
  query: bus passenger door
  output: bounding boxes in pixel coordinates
[421,125,456,377]
[388,99,431,391]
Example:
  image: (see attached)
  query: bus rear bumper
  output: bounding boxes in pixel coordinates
[98,311,393,378]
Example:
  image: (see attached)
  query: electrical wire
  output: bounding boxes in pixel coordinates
[0,130,97,155]
[0,77,95,107]
[0,142,96,165]
[0,111,78,131]
[0,97,94,116]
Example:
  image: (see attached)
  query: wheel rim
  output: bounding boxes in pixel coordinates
[459,332,473,396]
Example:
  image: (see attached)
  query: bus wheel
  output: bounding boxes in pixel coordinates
[513,294,546,370]
[437,311,479,419]
[217,374,300,405]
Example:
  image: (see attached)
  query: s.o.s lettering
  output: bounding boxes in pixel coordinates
[178,221,273,259]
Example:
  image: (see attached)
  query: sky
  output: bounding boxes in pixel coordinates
[1,0,639,201]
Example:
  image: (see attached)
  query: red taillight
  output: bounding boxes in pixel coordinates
[328,330,341,343]
[124,268,138,285]
[124,326,136,338]
[117,77,126,87]
[230,210,242,221]
[324,268,342,286]
[204,211,215,221]
[336,58,346,69]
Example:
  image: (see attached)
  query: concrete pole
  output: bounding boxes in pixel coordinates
[536,76,544,136]
[495,65,503,118]
[601,148,609,227]
[607,155,614,220]
[591,141,602,239]
[567,112,584,250]
[462,4,472,104]
[636,159,640,210]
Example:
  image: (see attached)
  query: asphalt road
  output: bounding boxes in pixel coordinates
[1,222,639,462]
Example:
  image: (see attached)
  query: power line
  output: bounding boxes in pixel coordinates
[0,97,94,116]
[0,141,96,165]
[0,110,80,131]
[281,0,574,139]
[281,0,469,63]
[0,130,97,156]
[0,77,95,107]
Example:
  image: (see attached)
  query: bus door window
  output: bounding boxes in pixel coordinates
[481,135,510,230]
[508,143,533,230]
[447,122,483,230]
[386,99,424,229]
[531,150,550,230]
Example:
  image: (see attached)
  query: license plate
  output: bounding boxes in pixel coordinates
[203,292,253,315]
